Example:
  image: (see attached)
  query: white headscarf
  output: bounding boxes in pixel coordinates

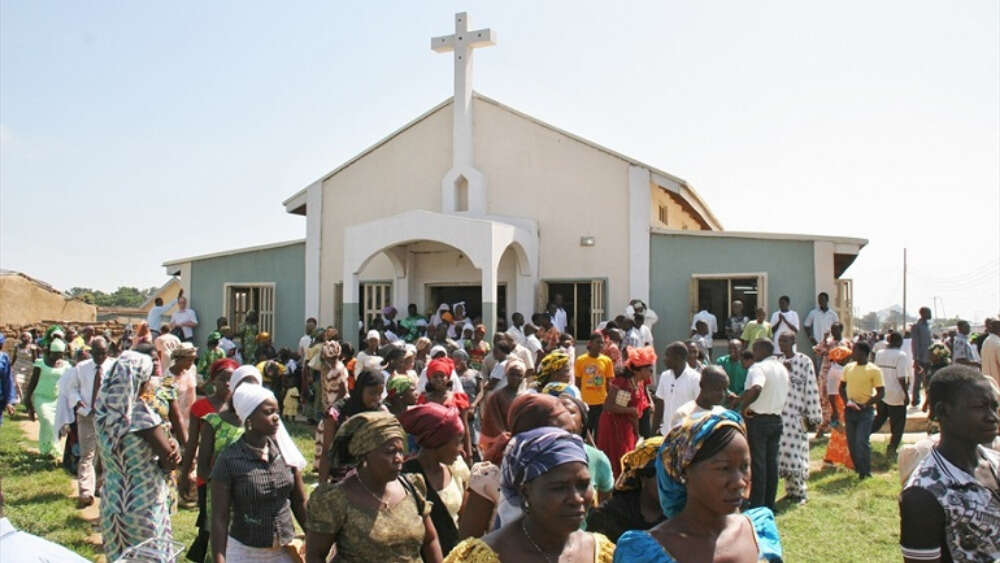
[233,384,276,423]
[229,365,263,394]
[227,364,307,469]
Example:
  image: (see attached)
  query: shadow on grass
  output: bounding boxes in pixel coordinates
[814,473,859,494]
[12,491,67,505]
[0,448,59,474]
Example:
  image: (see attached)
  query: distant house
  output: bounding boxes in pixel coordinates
[0,270,97,326]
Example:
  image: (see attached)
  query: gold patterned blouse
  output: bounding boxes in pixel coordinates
[307,479,432,562]
[444,533,616,563]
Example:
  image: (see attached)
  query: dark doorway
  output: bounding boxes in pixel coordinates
[427,284,507,327]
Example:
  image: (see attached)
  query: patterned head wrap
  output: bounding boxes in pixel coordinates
[416,337,432,352]
[382,305,397,317]
[229,365,263,394]
[441,312,454,323]
[386,373,415,399]
[399,402,464,449]
[321,340,342,363]
[656,410,745,517]
[208,331,222,342]
[542,381,581,400]
[536,350,571,387]
[256,332,271,342]
[171,342,198,359]
[626,346,658,369]
[615,436,665,491]
[49,338,67,353]
[500,426,588,509]
[828,345,853,364]
[40,325,65,349]
[330,410,405,468]
[233,384,276,424]
[95,351,159,447]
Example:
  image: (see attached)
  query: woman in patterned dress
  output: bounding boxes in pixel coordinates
[313,340,347,464]
[776,333,822,502]
[95,349,180,562]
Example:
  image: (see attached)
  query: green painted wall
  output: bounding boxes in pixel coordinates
[188,242,305,351]
[649,234,816,356]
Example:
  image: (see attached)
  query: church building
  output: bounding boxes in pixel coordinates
[163,13,866,353]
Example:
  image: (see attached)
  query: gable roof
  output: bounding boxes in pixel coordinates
[281,93,722,229]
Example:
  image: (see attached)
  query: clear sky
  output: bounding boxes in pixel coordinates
[2,1,997,322]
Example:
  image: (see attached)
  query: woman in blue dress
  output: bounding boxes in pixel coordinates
[614,410,783,562]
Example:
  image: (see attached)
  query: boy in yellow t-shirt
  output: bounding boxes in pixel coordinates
[575,333,616,439]
[838,341,884,478]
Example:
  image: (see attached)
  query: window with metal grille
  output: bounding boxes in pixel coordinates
[543,280,606,337]
[361,282,392,330]
[224,283,276,337]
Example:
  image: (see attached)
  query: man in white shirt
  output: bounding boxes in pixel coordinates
[625,299,659,329]
[669,365,729,429]
[803,292,839,347]
[769,295,799,349]
[506,312,527,347]
[737,339,790,511]
[65,337,114,507]
[523,324,544,367]
[654,341,702,435]
[635,313,654,348]
[872,332,912,459]
[169,296,199,342]
[550,295,569,334]
[691,306,719,349]
[298,317,317,359]
[146,288,182,337]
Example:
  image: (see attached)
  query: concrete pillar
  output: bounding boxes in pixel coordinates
[304,181,323,323]
[481,263,498,342]
[342,273,360,351]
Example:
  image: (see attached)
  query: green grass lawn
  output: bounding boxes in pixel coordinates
[2,416,901,561]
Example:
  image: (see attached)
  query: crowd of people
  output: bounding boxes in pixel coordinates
[0,291,998,562]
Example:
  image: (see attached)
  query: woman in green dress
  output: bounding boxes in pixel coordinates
[24,338,70,459]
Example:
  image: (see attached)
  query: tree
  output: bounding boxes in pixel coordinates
[66,285,149,307]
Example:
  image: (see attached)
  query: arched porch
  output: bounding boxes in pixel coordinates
[341,209,538,348]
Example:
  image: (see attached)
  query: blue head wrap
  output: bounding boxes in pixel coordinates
[656,409,745,517]
[500,426,588,509]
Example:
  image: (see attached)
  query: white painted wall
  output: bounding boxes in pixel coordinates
[318,97,678,322]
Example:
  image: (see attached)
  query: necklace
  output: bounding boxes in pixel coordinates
[356,473,390,510]
[521,519,560,563]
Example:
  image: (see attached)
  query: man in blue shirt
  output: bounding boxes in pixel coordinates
[909,306,932,407]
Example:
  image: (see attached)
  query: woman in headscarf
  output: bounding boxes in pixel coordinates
[305,411,443,563]
[558,395,615,507]
[10,331,39,404]
[445,427,615,563]
[181,358,237,562]
[597,346,656,477]
[313,339,348,465]
[400,402,470,555]
[458,393,575,539]
[614,411,783,562]
[414,336,432,375]
[95,350,181,562]
[211,384,308,562]
[316,369,387,483]
[419,356,472,461]
[430,303,451,327]
[534,349,572,390]
[24,338,70,459]
[585,436,666,542]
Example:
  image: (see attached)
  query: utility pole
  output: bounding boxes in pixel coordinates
[902,248,907,332]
